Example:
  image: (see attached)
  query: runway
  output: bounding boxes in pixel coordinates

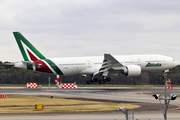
[1,112,180,120]
[0,88,180,120]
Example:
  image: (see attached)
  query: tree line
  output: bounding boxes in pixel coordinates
[0,61,180,85]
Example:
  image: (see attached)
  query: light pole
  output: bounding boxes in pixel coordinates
[48,76,51,89]
[119,106,128,120]
[153,93,177,120]
[152,70,177,120]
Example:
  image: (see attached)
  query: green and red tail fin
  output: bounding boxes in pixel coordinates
[13,32,46,61]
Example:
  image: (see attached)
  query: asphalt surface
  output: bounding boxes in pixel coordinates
[0,88,180,120]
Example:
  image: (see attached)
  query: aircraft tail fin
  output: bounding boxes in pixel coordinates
[13,32,46,61]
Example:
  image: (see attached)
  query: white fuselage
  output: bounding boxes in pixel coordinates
[44,54,178,76]
[14,54,178,76]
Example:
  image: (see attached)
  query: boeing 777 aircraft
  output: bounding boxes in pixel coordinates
[10,32,179,84]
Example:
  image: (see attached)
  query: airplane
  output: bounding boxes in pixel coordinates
[9,32,179,84]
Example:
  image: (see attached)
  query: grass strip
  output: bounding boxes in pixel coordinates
[0,95,140,113]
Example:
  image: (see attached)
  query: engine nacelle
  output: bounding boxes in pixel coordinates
[124,65,141,76]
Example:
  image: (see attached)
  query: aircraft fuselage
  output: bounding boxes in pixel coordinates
[15,54,178,76]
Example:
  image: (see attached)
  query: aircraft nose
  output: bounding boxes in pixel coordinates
[173,61,179,67]
[177,61,180,65]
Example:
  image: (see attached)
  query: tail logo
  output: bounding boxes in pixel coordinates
[13,32,63,75]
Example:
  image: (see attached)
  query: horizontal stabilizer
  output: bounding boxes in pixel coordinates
[22,61,40,66]
[3,62,15,66]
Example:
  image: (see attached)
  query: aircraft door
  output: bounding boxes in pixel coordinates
[87,60,92,68]
[163,58,167,65]
[137,59,141,66]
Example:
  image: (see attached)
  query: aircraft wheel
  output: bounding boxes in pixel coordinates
[99,80,104,84]
[91,79,95,83]
[107,78,111,81]
[87,80,91,84]
[103,79,107,82]
[93,78,99,82]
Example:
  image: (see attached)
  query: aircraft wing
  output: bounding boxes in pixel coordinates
[97,54,124,78]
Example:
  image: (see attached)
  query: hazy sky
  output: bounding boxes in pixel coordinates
[1,0,180,62]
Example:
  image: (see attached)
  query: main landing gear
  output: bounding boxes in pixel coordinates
[86,77,112,84]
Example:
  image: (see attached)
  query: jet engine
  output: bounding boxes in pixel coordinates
[124,65,141,76]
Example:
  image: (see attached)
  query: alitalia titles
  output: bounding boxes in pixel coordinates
[145,62,162,67]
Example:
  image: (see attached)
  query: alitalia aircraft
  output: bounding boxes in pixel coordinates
[11,32,179,84]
